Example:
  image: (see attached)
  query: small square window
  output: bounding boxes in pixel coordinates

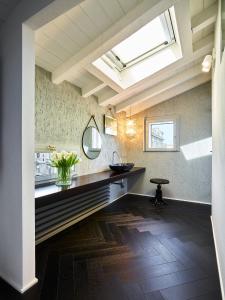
[144,116,179,151]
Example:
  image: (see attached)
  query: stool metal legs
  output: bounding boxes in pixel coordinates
[153,184,167,206]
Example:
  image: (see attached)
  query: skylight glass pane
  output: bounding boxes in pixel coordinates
[112,15,170,64]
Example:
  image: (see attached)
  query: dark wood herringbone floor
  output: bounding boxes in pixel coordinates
[0,195,222,299]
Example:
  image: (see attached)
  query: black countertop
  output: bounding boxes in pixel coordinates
[35,167,145,206]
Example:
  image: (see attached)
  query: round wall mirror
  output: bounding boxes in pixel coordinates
[82,126,102,159]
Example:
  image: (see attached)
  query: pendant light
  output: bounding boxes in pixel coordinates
[125,106,136,138]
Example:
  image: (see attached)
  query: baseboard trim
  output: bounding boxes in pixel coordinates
[20,278,38,294]
[211,216,225,300]
[128,192,211,205]
[109,192,129,204]
[0,275,38,294]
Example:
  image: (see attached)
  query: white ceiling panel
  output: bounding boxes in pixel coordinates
[49,14,90,49]
[117,0,143,13]
[66,5,102,41]
[67,69,98,88]
[192,23,215,43]
[79,0,112,31]
[35,56,56,73]
[190,0,217,17]
[37,23,81,55]
[35,45,63,70]
[35,0,216,113]
[35,32,74,63]
[97,0,125,23]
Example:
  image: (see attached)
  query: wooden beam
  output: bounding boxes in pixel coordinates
[82,81,106,98]
[193,33,214,52]
[98,33,214,107]
[174,0,192,58]
[97,88,117,104]
[126,73,211,115]
[86,64,123,93]
[52,0,178,84]
[116,64,203,112]
[191,3,217,34]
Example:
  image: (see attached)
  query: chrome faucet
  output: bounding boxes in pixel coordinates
[112,151,122,165]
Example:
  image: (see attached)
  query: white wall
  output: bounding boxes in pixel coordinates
[0,0,83,293]
[212,0,225,297]
[0,12,37,294]
[126,83,212,204]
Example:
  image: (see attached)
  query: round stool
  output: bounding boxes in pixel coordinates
[150,178,169,206]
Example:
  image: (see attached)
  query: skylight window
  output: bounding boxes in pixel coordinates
[92,6,181,89]
[103,10,175,72]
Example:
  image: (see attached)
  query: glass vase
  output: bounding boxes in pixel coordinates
[56,166,72,186]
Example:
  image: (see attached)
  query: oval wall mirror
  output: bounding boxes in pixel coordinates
[82,124,102,159]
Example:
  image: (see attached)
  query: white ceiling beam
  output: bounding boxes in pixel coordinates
[98,33,214,107]
[174,0,192,58]
[52,0,179,84]
[116,64,203,112]
[82,81,106,98]
[191,3,217,34]
[193,33,214,53]
[86,64,123,93]
[97,88,118,104]
[127,73,211,115]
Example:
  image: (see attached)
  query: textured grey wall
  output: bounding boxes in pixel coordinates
[127,82,212,204]
[35,66,212,203]
[35,66,126,176]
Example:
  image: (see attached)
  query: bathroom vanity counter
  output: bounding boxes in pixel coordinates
[35,167,145,244]
[35,167,145,203]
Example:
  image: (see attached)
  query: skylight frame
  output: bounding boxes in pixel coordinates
[103,9,176,72]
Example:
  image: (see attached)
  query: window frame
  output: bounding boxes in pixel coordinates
[144,115,180,152]
[103,9,176,72]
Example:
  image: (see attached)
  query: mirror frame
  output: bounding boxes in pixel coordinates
[82,116,102,160]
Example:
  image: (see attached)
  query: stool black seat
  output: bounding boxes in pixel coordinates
[150,178,169,206]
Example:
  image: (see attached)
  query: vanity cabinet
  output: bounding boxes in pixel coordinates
[35,167,145,244]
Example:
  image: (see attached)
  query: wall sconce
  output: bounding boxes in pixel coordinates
[125,107,136,138]
[202,55,212,72]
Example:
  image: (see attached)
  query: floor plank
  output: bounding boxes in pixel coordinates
[0,195,222,300]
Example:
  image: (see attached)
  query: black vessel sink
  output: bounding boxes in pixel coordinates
[109,163,134,172]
